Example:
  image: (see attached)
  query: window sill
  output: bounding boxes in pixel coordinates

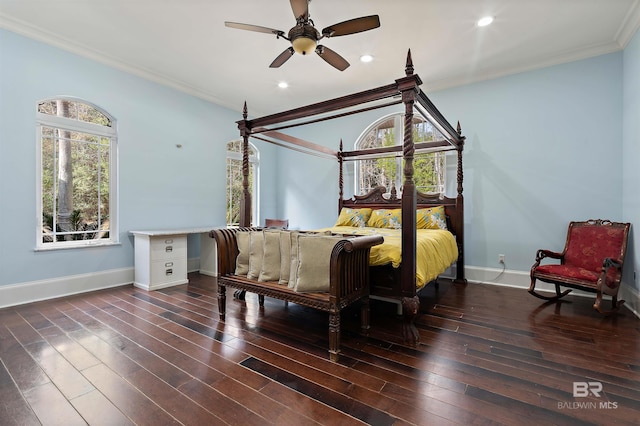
[35,240,121,252]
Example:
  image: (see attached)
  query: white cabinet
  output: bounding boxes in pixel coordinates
[131,227,217,291]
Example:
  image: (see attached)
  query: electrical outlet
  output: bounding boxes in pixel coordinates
[499,254,505,264]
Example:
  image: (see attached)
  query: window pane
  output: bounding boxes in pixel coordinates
[39,99,114,245]
[38,99,112,127]
[356,114,447,196]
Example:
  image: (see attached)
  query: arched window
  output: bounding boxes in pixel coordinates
[226,140,259,226]
[36,98,117,249]
[355,113,445,195]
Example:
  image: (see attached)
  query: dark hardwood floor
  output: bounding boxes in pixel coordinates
[1,273,638,425]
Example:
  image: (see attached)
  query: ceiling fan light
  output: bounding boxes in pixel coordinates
[292,36,317,55]
[477,16,494,27]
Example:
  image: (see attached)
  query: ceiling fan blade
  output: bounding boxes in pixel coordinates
[316,45,350,71]
[270,47,295,68]
[225,21,284,36]
[290,0,309,21]
[322,15,380,37]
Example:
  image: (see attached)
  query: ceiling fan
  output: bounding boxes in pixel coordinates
[225,0,380,71]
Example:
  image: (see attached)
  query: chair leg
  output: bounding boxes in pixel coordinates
[218,284,226,321]
[528,278,572,301]
[593,292,625,315]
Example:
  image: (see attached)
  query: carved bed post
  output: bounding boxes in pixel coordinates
[238,102,252,227]
[455,122,467,284]
[338,139,344,213]
[397,50,422,346]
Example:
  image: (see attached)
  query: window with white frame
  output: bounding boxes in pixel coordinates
[355,113,446,195]
[36,98,117,248]
[226,140,259,226]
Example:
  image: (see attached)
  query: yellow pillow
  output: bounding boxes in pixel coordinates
[334,207,372,227]
[417,206,448,230]
[367,209,402,229]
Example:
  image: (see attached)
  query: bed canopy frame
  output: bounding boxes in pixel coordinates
[234,50,466,344]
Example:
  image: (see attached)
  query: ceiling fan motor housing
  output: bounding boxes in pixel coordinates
[289,24,319,55]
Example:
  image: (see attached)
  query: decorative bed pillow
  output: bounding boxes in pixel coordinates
[417,206,448,230]
[247,231,264,280]
[258,230,281,282]
[294,234,343,293]
[235,231,251,276]
[367,209,402,229]
[334,207,372,227]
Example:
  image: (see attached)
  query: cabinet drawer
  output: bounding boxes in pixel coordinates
[150,236,186,260]
[150,259,187,285]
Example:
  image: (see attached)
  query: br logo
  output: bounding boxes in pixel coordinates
[573,382,603,397]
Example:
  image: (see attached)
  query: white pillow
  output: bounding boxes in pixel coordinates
[247,231,264,280]
[234,231,250,276]
[278,231,291,285]
[258,230,281,282]
[294,234,343,293]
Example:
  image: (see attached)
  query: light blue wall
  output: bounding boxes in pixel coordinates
[0,29,277,287]
[1,26,636,291]
[623,28,640,291]
[278,52,625,273]
[430,53,624,271]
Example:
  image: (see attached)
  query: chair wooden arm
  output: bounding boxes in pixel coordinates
[532,249,564,269]
[535,249,563,262]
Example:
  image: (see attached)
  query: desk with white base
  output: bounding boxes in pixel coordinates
[130,227,217,291]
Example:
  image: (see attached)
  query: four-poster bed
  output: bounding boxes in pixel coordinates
[234,50,466,345]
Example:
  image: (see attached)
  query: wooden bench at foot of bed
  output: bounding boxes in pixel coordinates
[210,227,383,361]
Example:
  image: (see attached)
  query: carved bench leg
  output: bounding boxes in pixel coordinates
[402,295,420,347]
[218,284,226,321]
[328,311,340,362]
[258,295,265,306]
[360,296,370,336]
[234,290,246,300]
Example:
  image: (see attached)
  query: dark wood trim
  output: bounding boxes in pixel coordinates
[234,50,465,345]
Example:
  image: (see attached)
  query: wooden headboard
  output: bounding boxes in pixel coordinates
[340,186,463,239]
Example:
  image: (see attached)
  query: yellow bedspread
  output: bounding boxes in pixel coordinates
[317,226,458,290]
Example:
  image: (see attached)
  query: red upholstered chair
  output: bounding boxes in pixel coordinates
[529,219,630,315]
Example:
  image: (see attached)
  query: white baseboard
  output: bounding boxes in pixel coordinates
[2,263,637,319]
[0,267,134,309]
[464,265,640,318]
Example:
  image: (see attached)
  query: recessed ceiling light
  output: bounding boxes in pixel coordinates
[278,81,288,89]
[360,54,374,63]
[477,16,494,27]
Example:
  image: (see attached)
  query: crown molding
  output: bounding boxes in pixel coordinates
[0,14,238,111]
[616,0,640,47]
